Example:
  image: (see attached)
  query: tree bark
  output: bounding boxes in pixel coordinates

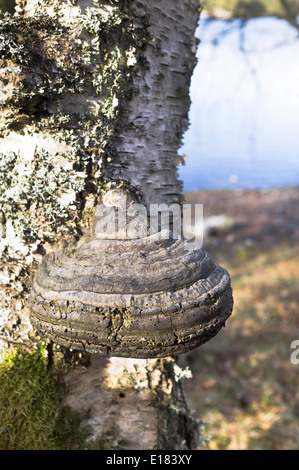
[0,0,201,449]
[62,355,199,450]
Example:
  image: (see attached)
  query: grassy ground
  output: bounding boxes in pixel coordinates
[183,188,299,450]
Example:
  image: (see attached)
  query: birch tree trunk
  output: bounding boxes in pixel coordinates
[0,0,201,449]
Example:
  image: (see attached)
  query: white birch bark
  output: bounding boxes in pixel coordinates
[0,0,201,449]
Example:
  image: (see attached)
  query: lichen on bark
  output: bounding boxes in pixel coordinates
[0,0,203,450]
[0,0,149,351]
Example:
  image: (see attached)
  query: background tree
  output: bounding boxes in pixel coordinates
[201,0,299,30]
[279,0,299,31]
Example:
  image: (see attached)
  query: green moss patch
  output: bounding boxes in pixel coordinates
[0,344,88,450]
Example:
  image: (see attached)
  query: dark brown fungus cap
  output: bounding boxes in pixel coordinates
[29,189,233,358]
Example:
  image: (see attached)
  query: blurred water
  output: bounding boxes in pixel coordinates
[179,17,299,191]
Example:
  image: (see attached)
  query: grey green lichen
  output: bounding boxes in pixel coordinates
[0,149,86,256]
[0,0,149,218]
[0,1,149,348]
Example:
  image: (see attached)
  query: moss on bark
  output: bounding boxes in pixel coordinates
[0,343,92,449]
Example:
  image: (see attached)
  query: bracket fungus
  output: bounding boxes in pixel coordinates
[30,189,233,359]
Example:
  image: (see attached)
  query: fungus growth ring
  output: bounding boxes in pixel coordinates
[30,189,233,358]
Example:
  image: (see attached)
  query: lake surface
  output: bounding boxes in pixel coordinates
[179,17,299,191]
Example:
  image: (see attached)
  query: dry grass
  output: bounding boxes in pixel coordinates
[184,241,299,450]
[182,188,299,450]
